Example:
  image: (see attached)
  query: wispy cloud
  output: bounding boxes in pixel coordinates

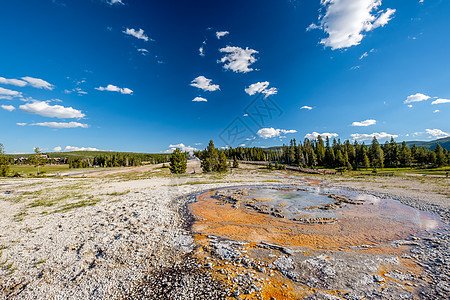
[304,132,338,140]
[64,146,100,151]
[425,129,449,139]
[308,0,396,50]
[431,98,450,105]
[257,128,297,139]
[199,46,205,57]
[351,132,398,141]
[21,76,54,90]
[123,28,149,41]
[53,145,99,151]
[19,100,85,119]
[245,82,277,98]
[0,76,54,90]
[219,46,258,73]
[95,84,133,95]
[0,87,22,99]
[351,119,376,127]
[404,93,430,104]
[138,48,149,55]
[216,31,229,39]
[359,48,375,60]
[1,104,15,112]
[0,77,27,87]
[300,106,313,110]
[192,97,207,102]
[190,76,220,92]
[108,0,124,5]
[30,122,89,129]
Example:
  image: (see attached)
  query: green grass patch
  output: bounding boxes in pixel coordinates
[9,164,76,175]
[13,211,27,222]
[104,190,130,196]
[344,167,450,176]
[54,197,101,213]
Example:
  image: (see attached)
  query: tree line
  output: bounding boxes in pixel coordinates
[0,143,172,176]
[216,136,449,170]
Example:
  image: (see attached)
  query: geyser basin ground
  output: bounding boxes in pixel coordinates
[188,184,448,299]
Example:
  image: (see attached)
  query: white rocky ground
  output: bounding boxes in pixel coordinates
[0,163,448,299]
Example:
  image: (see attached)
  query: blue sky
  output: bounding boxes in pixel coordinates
[0,0,449,154]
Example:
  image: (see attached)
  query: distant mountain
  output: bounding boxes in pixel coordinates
[404,136,450,150]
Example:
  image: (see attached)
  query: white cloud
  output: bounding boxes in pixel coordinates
[166,143,199,153]
[190,76,220,92]
[64,146,100,152]
[350,132,398,141]
[431,98,450,105]
[219,46,258,73]
[300,106,313,110]
[108,0,124,5]
[21,76,54,90]
[404,93,430,104]
[309,0,396,50]
[0,87,22,98]
[351,119,376,126]
[123,28,149,41]
[53,146,62,151]
[305,132,339,140]
[433,109,440,113]
[216,31,229,39]
[30,122,89,129]
[408,104,413,108]
[359,48,375,60]
[138,48,149,55]
[373,8,396,28]
[199,46,205,57]
[245,82,278,97]
[0,77,27,87]
[1,104,15,112]
[95,84,133,95]
[425,129,449,139]
[19,100,85,119]
[16,123,27,126]
[257,128,297,139]
[66,87,87,95]
[192,97,207,102]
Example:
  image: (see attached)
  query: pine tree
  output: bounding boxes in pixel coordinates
[28,147,46,175]
[0,143,10,177]
[399,141,412,167]
[361,147,370,169]
[216,151,228,173]
[233,156,239,168]
[369,137,384,169]
[169,148,187,174]
[316,135,325,165]
[201,140,219,173]
[434,143,446,167]
[335,149,345,167]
